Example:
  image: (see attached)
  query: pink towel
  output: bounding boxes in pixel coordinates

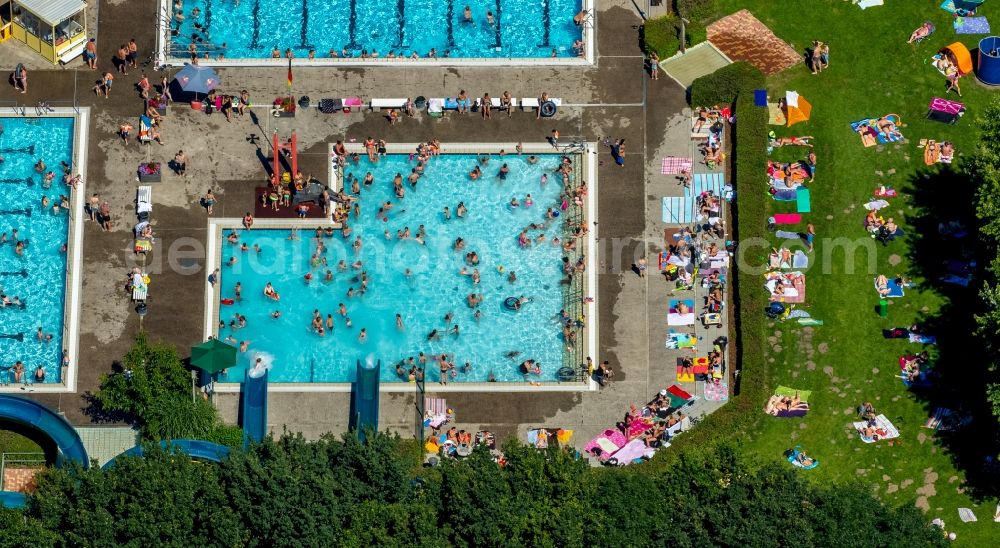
[772,213,801,224]
[661,157,693,175]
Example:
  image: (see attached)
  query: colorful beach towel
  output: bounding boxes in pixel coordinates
[704,381,729,401]
[583,429,627,460]
[958,508,977,522]
[875,276,906,298]
[668,299,696,326]
[772,213,802,224]
[661,157,693,174]
[611,439,657,464]
[851,118,904,145]
[665,332,698,349]
[767,102,786,125]
[954,16,990,34]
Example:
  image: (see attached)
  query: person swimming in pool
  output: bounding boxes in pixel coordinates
[263,282,279,301]
[463,5,473,23]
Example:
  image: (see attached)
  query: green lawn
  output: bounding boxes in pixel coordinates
[710,1,998,543]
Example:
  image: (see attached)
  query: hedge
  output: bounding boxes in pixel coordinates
[647,62,770,469]
[689,62,765,108]
[674,0,714,44]
[642,14,681,58]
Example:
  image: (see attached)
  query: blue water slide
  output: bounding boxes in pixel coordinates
[351,360,380,440]
[0,395,89,508]
[101,439,231,470]
[241,369,268,447]
[0,395,88,467]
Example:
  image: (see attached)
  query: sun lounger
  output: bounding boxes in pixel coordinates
[370,98,407,111]
[131,271,148,302]
[138,115,153,144]
[137,186,152,215]
[134,238,152,255]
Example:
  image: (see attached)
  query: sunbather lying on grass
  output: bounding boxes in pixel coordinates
[765,393,807,415]
[770,135,814,147]
[908,22,933,44]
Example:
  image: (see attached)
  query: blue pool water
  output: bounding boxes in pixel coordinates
[169,0,584,59]
[217,153,580,383]
[0,117,75,384]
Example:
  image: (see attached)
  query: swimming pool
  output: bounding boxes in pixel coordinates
[212,150,591,384]
[0,116,77,385]
[161,0,590,63]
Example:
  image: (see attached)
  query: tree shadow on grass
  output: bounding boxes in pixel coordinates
[902,164,999,500]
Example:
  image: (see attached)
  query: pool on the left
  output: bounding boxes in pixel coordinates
[0,114,86,389]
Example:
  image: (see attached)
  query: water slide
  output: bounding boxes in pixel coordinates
[102,439,231,470]
[351,360,380,441]
[241,369,269,447]
[0,395,89,508]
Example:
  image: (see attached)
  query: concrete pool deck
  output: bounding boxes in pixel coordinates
[3,0,734,446]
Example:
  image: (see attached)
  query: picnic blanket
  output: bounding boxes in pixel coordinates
[668,299,696,325]
[875,276,906,298]
[954,16,990,33]
[704,381,729,401]
[775,229,801,239]
[940,0,980,15]
[666,332,698,349]
[854,414,900,443]
[858,0,884,8]
[766,386,811,417]
[765,271,806,303]
[583,429,627,460]
[661,157,693,174]
[924,407,972,431]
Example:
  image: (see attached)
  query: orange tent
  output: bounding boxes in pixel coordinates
[941,42,973,76]
[784,91,812,127]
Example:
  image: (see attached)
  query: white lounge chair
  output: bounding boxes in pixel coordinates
[370,98,408,111]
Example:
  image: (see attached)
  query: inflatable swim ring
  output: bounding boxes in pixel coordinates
[221,298,234,305]
[540,101,558,118]
[142,275,150,285]
[503,297,520,310]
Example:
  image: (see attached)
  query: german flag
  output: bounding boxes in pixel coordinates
[286,58,293,90]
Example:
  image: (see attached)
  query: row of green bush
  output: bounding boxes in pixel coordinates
[651,62,771,466]
[92,334,243,446]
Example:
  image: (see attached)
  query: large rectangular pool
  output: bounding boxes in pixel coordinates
[213,150,589,383]
[0,117,76,385]
[165,0,586,61]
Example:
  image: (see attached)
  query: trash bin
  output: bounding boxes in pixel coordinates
[879,298,888,318]
[414,96,427,110]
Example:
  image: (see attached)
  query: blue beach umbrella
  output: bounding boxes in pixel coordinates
[172,63,221,100]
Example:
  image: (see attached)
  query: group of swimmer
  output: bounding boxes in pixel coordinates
[218,139,591,382]
[174,0,588,61]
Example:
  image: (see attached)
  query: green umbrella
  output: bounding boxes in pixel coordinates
[190,338,237,375]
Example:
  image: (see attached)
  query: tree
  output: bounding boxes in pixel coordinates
[91,334,242,444]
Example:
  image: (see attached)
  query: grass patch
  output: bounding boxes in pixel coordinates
[0,425,47,456]
[660,1,1000,544]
